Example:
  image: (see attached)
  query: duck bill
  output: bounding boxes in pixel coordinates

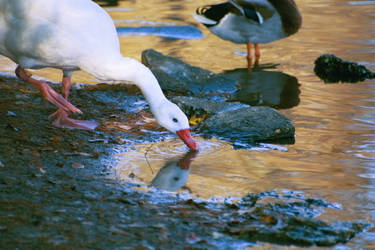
[176,128,199,151]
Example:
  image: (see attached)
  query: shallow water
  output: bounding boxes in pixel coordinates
[1,0,374,248]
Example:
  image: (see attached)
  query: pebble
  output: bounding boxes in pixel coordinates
[72,163,84,169]
[7,111,16,117]
[30,151,41,158]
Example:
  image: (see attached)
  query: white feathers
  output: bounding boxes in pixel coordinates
[0,0,193,136]
[255,11,263,24]
[192,14,217,25]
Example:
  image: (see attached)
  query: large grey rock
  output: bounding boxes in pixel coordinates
[141,49,236,95]
[172,96,295,145]
[200,106,295,144]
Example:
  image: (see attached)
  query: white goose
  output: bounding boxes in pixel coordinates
[0,0,198,150]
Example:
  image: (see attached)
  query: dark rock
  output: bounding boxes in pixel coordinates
[141,49,236,95]
[314,54,375,83]
[200,106,295,144]
[172,96,295,145]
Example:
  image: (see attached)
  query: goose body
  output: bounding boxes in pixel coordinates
[194,0,302,71]
[0,0,198,150]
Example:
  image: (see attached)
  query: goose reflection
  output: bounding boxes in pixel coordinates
[150,150,199,192]
[222,68,300,109]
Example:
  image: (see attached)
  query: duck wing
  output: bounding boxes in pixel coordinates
[230,0,275,24]
[195,2,243,26]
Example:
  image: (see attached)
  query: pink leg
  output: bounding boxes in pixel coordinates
[15,66,81,114]
[50,73,99,130]
[254,43,261,65]
[246,43,253,72]
[62,75,72,99]
[51,109,99,130]
[49,73,73,117]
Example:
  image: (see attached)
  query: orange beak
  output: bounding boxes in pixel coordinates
[176,128,199,150]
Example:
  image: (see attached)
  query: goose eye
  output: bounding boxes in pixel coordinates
[172,118,178,123]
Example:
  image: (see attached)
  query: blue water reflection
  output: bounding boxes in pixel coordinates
[117,26,204,40]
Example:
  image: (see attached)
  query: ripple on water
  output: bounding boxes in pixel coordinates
[114,137,293,199]
[358,173,375,179]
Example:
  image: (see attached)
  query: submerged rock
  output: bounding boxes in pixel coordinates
[226,209,366,247]
[224,191,369,247]
[314,54,375,83]
[172,96,295,145]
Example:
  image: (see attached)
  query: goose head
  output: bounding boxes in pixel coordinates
[90,58,199,150]
[152,99,199,150]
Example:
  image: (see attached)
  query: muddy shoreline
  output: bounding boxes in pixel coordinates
[0,75,368,248]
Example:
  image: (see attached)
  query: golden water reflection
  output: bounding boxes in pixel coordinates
[115,137,273,199]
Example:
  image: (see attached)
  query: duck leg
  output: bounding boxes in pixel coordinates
[15,66,81,114]
[50,71,99,130]
[254,43,261,65]
[246,42,253,72]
